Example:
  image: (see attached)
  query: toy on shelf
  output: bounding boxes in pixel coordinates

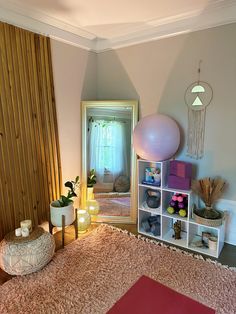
[167,193,188,217]
[168,160,192,190]
[173,220,181,239]
[142,167,161,187]
[141,215,161,236]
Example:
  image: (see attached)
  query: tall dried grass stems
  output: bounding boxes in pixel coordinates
[192,177,226,207]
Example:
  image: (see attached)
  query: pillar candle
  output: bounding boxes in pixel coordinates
[86,200,100,215]
[15,228,22,237]
[21,227,29,237]
[20,220,32,232]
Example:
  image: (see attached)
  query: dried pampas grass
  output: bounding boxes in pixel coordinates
[192,177,226,208]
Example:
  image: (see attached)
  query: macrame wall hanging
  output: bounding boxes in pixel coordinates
[184,61,213,159]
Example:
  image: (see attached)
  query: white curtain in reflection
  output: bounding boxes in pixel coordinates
[89,119,128,183]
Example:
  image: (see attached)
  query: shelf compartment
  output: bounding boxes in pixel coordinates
[188,222,223,257]
[162,216,188,248]
[138,183,161,191]
[140,164,161,187]
[138,160,168,188]
[138,207,161,215]
[138,210,161,238]
[188,218,222,231]
[138,185,161,214]
[162,186,191,194]
[162,212,187,222]
[188,235,218,257]
[162,190,189,219]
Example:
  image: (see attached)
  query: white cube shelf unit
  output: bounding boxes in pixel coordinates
[137,159,225,258]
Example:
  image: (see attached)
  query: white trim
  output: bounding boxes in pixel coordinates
[0,0,236,52]
[0,1,97,51]
[95,1,236,52]
[0,0,96,39]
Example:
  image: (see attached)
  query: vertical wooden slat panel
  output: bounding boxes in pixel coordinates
[43,37,57,200]
[33,35,52,222]
[25,33,46,224]
[34,36,54,205]
[7,26,26,223]
[41,36,60,201]
[0,24,21,228]
[0,21,61,240]
[0,27,13,236]
[35,36,62,219]
[17,28,38,224]
[30,33,52,222]
[9,26,33,222]
[44,37,62,199]
[0,98,13,235]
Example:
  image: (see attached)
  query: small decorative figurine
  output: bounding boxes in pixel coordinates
[173,220,181,240]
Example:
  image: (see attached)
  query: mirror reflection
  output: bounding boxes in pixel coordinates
[81,101,138,223]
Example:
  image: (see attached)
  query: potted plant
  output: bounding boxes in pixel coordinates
[50,176,80,227]
[87,169,97,200]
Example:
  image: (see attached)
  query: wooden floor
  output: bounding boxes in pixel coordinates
[1,223,235,286]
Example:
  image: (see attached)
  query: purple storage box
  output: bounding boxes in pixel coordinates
[169,160,192,178]
[168,175,191,190]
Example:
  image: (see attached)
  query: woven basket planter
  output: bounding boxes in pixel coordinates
[193,211,224,227]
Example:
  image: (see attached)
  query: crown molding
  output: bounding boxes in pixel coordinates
[95,0,236,52]
[0,0,236,53]
[0,1,97,51]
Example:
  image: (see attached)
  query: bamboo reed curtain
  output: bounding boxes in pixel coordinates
[0,22,62,239]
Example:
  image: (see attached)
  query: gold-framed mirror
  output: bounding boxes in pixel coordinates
[81,100,138,223]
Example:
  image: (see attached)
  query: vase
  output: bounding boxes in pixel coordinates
[50,201,75,227]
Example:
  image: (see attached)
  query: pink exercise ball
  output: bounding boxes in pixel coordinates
[133,114,180,161]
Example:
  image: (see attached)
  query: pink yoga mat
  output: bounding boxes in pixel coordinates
[107,275,215,314]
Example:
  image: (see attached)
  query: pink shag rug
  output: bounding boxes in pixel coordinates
[0,224,236,314]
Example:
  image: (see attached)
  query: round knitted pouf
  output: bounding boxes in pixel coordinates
[0,227,55,275]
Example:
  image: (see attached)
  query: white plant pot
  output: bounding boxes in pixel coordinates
[50,201,75,227]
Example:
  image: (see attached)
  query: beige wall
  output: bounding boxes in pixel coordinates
[97,23,236,201]
[51,40,97,204]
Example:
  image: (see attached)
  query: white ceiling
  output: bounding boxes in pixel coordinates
[0,0,236,52]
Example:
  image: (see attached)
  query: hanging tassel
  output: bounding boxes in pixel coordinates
[187,108,206,159]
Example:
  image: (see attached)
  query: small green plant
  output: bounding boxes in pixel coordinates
[87,169,97,187]
[58,176,80,207]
